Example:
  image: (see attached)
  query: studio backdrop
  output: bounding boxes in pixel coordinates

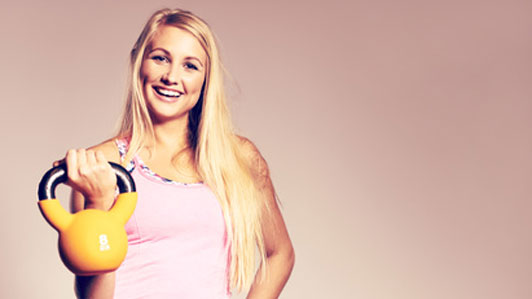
[1,0,531,298]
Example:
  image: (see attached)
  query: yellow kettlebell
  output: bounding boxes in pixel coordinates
[38,162,137,276]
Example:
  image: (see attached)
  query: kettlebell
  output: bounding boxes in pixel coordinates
[38,162,137,276]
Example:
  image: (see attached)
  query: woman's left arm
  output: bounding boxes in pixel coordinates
[242,139,295,299]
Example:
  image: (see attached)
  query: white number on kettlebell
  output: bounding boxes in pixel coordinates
[99,234,111,251]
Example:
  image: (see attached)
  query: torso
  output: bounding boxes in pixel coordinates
[112,138,231,299]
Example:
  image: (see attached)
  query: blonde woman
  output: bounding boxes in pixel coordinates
[56,8,294,299]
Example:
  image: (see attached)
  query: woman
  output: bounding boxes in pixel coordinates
[57,8,294,299]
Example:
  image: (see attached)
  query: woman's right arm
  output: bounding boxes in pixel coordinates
[62,140,121,299]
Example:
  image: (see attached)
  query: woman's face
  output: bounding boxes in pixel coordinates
[140,25,207,123]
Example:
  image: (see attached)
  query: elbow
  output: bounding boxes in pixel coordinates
[268,243,295,270]
[285,244,295,268]
[281,244,295,277]
[288,245,295,270]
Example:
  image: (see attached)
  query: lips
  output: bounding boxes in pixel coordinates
[153,86,182,102]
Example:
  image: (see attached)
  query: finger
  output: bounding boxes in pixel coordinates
[96,150,115,185]
[65,149,78,180]
[86,150,97,167]
[77,148,88,175]
[95,150,107,164]
[53,158,65,167]
[95,150,111,170]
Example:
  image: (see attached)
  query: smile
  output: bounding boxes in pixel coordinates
[154,86,182,98]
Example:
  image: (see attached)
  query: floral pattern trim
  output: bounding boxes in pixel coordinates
[115,139,203,187]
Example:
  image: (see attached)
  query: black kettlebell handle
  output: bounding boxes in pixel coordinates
[38,162,136,201]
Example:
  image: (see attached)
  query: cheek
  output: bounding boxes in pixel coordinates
[184,74,205,93]
[140,61,161,83]
[139,64,149,84]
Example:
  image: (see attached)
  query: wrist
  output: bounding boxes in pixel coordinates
[84,194,115,211]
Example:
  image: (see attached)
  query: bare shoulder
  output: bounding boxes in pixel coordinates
[236,135,270,187]
[87,138,120,163]
[236,135,265,165]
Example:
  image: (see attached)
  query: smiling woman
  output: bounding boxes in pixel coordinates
[55,8,294,299]
[141,26,206,122]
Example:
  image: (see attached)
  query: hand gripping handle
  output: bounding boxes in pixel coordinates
[38,162,136,201]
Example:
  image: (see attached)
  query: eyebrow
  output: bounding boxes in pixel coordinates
[149,47,171,55]
[148,47,204,68]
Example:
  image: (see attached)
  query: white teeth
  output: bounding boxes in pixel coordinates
[155,87,181,97]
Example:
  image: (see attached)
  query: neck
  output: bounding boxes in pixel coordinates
[150,116,191,155]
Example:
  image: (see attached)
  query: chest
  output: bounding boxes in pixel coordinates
[138,149,201,184]
[124,168,227,245]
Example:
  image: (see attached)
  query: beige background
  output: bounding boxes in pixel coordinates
[1,0,531,298]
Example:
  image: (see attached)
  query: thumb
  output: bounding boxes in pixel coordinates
[53,159,65,167]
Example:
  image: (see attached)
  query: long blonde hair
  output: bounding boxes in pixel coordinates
[117,8,267,291]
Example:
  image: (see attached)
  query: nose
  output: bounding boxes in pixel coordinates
[161,66,180,86]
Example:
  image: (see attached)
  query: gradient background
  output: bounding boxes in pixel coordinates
[1,0,531,298]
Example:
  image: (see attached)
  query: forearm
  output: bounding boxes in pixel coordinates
[246,249,295,299]
[75,272,115,299]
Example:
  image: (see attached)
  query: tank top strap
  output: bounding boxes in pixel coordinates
[114,138,136,172]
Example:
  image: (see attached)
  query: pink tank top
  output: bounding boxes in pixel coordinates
[113,139,231,299]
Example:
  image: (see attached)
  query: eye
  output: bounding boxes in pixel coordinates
[184,62,198,71]
[151,55,169,63]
